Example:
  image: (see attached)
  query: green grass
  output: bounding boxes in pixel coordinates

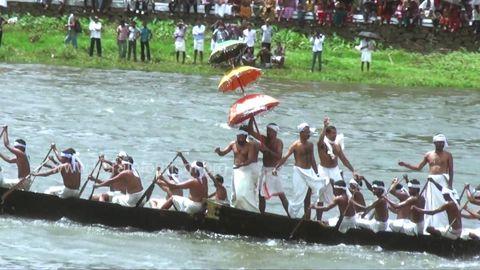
[1,14,479,89]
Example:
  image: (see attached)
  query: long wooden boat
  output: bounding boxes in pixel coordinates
[1,187,479,259]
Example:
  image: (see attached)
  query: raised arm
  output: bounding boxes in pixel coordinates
[177,152,191,173]
[215,142,234,157]
[398,155,428,171]
[360,176,373,193]
[317,117,328,149]
[246,118,263,142]
[448,152,454,188]
[3,128,23,157]
[0,153,16,163]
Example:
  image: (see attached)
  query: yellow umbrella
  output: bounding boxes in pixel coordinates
[218,66,262,94]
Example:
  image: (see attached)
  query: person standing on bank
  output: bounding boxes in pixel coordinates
[192,18,205,64]
[127,20,140,62]
[88,16,102,57]
[140,21,152,62]
[310,31,325,72]
[359,37,374,72]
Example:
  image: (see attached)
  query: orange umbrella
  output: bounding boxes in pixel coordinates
[218,66,262,93]
[228,94,279,126]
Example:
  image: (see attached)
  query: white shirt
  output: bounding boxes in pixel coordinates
[261,25,273,43]
[128,26,140,41]
[89,21,102,39]
[192,24,206,41]
[243,29,256,48]
[310,35,325,52]
[360,39,374,52]
[473,6,480,21]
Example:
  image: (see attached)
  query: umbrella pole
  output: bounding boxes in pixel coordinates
[237,77,245,95]
[252,117,261,135]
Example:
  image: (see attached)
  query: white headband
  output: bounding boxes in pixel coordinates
[14,142,26,148]
[333,185,347,191]
[267,124,279,133]
[349,179,359,187]
[297,123,315,133]
[237,130,248,136]
[166,169,180,183]
[407,182,421,189]
[473,190,480,197]
[191,161,205,179]
[433,134,448,147]
[372,184,385,190]
[117,151,127,158]
[61,152,83,172]
[121,160,133,166]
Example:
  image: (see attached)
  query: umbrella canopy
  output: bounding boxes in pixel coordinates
[218,66,262,93]
[209,40,247,64]
[358,31,381,40]
[228,94,279,126]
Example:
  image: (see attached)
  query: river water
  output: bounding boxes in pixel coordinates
[0,64,479,269]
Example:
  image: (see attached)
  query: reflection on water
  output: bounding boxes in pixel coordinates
[0,64,479,268]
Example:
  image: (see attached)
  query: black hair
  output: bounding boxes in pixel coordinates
[123,155,134,164]
[410,179,420,185]
[62,148,76,155]
[395,184,403,190]
[325,126,336,133]
[169,165,179,174]
[215,174,224,184]
[334,180,346,187]
[372,180,385,187]
[15,139,26,146]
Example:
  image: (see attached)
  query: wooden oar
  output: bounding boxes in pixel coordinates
[1,147,53,203]
[457,186,467,204]
[288,217,306,240]
[88,161,103,200]
[334,197,351,231]
[78,159,101,197]
[135,154,179,207]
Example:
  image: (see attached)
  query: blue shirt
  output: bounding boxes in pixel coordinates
[140,27,152,42]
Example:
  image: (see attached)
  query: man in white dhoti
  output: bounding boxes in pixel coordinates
[33,146,82,199]
[174,20,187,64]
[355,180,389,233]
[316,116,357,221]
[192,18,205,64]
[310,180,357,233]
[91,151,128,202]
[385,179,426,235]
[460,185,480,240]
[215,128,259,213]
[399,134,454,230]
[246,120,289,216]
[273,123,323,219]
[91,155,144,207]
[156,161,207,214]
[412,181,462,240]
[0,126,31,190]
[358,37,374,71]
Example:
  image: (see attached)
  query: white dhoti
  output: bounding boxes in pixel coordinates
[232,163,260,213]
[328,215,357,234]
[389,219,424,236]
[356,218,388,233]
[111,191,143,207]
[425,174,456,229]
[0,178,30,190]
[193,39,204,51]
[317,165,343,204]
[45,186,80,199]
[361,50,372,62]
[145,198,167,209]
[288,166,324,218]
[175,40,186,52]
[461,228,480,240]
[437,225,462,240]
[172,195,204,214]
[259,166,284,199]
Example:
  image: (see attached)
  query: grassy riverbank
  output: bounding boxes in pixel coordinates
[0,14,479,89]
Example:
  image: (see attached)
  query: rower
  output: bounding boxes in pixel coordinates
[33,146,82,198]
[273,123,321,219]
[348,178,366,214]
[215,128,259,212]
[177,152,208,198]
[90,155,144,207]
[246,120,289,216]
[385,178,410,230]
[90,152,128,202]
[157,161,206,214]
[205,166,228,205]
[398,134,455,229]
[460,184,480,240]
[310,180,356,233]
[355,180,389,233]
[412,178,462,240]
[0,126,31,190]
[385,179,426,235]
[316,117,357,221]
[147,165,184,208]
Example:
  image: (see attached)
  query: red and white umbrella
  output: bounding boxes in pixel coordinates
[228,94,280,127]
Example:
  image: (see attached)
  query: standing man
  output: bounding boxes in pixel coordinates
[117,20,129,59]
[359,37,374,71]
[64,14,78,49]
[398,134,454,229]
[260,19,273,50]
[0,13,6,47]
[174,20,187,64]
[246,120,289,216]
[316,117,357,220]
[88,16,102,57]
[215,129,259,212]
[0,126,31,190]
[192,18,205,64]
[273,123,322,219]
[33,146,82,199]
[243,23,256,54]
[310,31,325,72]
[127,20,140,62]
[140,21,152,62]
